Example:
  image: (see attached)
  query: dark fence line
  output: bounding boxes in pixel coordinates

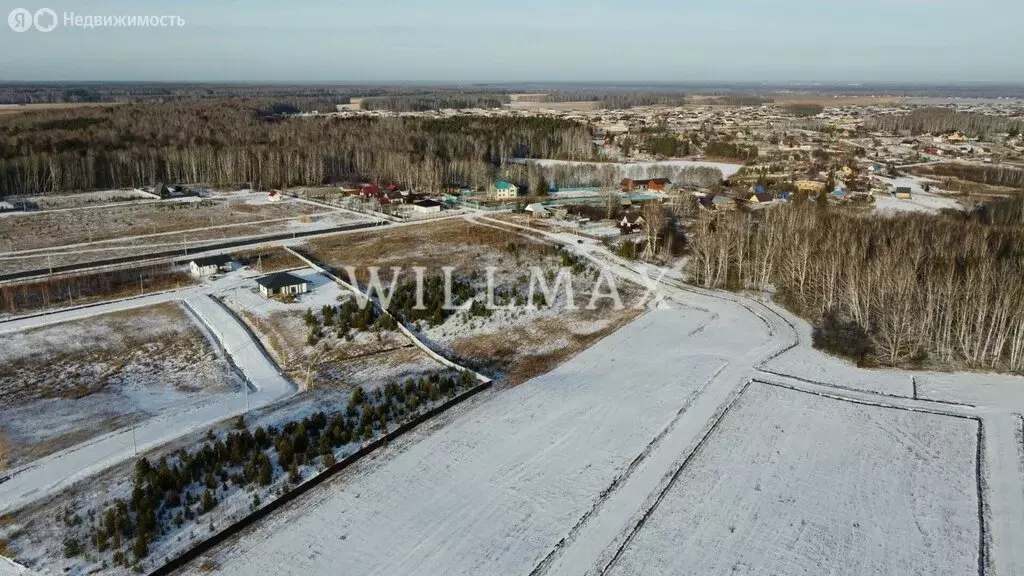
[149,378,493,576]
[0,220,387,283]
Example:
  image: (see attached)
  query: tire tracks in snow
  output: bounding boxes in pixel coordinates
[527,361,729,576]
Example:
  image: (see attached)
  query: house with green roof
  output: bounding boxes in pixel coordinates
[492,180,520,200]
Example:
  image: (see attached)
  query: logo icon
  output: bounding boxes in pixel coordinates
[33,8,57,32]
[8,8,32,32]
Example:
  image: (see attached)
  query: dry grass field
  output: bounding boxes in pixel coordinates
[306,219,644,383]
[0,102,121,116]
[305,218,532,278]
[0,302,239,469]
[0,197,329,252]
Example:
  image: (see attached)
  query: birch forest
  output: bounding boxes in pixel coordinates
[687,199,1024,373]
[0,101,596,197]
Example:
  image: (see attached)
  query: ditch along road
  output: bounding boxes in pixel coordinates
[475,215,1024,576]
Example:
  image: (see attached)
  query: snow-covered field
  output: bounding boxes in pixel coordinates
[516,158,745,179]
[1,189,156,212]
[606,381,980,576]
[165,230,1024,576]
[2,216,1024,575]
[871,175,964,215]
[304,218,644,383]
[182,287,774,574]
[0,193,340,253]
[0,302,241,470]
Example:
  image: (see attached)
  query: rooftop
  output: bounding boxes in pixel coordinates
[255,271,308,290]
[190,254,233,267]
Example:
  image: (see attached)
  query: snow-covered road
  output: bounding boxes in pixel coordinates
[0,277,297,516]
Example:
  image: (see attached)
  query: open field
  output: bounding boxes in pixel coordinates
[769,94,903,107]
[0,302,241,470]
[305,218,644,382]
[506,100,603,112]
[606,381,980,576]
[0,102,121,116]
[231,247,306,274]
[173,280,777,576]
[906,165,1024,198]
[5,189,156,211]
[0,263,196,317]
[0,195,332,253]
[514,158,745,179]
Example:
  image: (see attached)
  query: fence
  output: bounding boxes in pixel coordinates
[282,246,491,384]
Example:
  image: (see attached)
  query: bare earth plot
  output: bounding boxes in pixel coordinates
[605,381,980,576]
[180,298,771,575]
[0,302,240,471]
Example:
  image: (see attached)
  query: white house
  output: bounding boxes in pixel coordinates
[256,272,309,298]
[189,254,234,277]
[268,189,284,202]
[492,180,519,200]
[411,199,442,214]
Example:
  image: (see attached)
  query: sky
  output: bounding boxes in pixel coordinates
[0,0,1022,83]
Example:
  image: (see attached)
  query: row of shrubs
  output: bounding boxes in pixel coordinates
[60,370,478,572]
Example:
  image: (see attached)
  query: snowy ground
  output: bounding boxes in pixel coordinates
[3,215,1024,575]
[183,302,757,576]
[177,230,1024,576]
[0,302,241,470]
[0,270,297,516]
[2,189,156,212]
[605,381,980,576]
[304,217,643,383]
[870,175,964,215]
[0,193,340,253]
[514,158,745,179]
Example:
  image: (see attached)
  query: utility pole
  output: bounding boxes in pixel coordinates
[132,426,138,456]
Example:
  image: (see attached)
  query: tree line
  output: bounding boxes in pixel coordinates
[512,91,690,109]
[866,108,1024,138]
[360,93,510,112]
[913,163,1024,189]
[0,101,597,197]
[687,202,1024,372]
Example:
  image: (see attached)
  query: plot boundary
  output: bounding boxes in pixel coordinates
[527,361,730,576]
[600,379,987,576]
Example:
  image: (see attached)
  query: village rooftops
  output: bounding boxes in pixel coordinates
[255,272,308,291]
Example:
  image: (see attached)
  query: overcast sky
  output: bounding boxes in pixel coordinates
[0,0,1022,82]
